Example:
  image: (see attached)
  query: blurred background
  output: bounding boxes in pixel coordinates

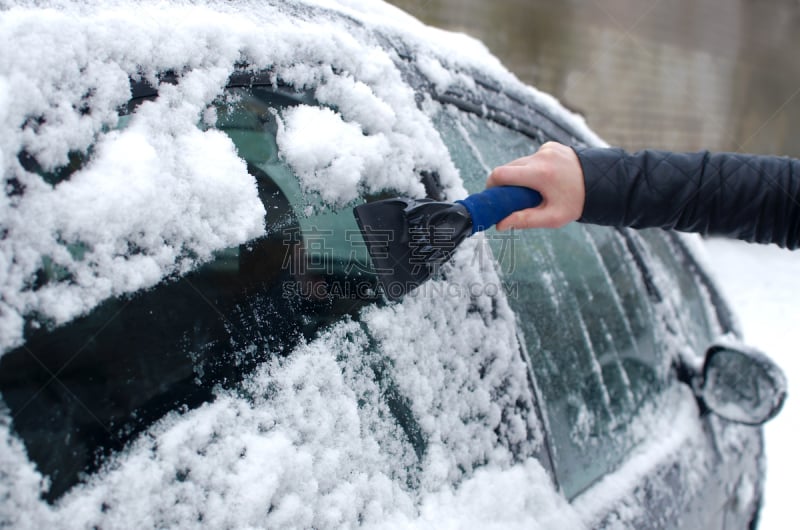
[389,0,800,157]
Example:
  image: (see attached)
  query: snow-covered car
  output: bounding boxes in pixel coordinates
[0,1,786,528]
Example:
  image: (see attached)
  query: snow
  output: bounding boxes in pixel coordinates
[277,104,404,205]
[0,0,602,353]
[0,0,472,353]
[0,1,592,528]
[571,385,710,528]
[703,238,800,530]
[0,269,571,528]
[379,459,583,530]
[0,1,780,528]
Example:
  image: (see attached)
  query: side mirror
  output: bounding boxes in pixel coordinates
[700,340,787,426]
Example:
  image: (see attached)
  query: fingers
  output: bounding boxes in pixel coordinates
[503,153,537,167]
[486,142,560,188]
[486,162,544,189]
[484,141,586,231]
[495,207,564,231]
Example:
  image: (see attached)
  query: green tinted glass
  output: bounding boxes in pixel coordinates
[0,86,381,500]
[434,105,666,499]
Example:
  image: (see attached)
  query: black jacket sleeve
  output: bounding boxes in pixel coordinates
[573,147,800,249]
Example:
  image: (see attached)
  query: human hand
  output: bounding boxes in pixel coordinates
[486,141,586,231]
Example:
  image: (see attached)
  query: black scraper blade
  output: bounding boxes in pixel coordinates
[353,197,472,301]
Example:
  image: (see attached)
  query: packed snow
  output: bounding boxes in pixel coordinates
[0,0,469,352]
[0,1,770,529]
[0,0,602,351]
[0,0,593,528]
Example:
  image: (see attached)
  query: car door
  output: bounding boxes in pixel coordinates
[426,79,758,528]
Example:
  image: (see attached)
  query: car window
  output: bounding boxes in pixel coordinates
[433,104,669,499]
[0,86,383,500]
[633,229,718,350]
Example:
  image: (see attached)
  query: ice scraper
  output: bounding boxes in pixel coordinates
[353,186,542,300]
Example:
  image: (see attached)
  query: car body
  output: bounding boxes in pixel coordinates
[0,1,784,528]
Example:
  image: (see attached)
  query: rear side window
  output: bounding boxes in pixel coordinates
[0,86,381,500]
[633,229,719,349]
[434,105,669,498]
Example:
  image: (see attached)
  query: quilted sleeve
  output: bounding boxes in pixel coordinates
[573,146,800,249]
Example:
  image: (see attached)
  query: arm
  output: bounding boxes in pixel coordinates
[487,142,800,249]
[576,146,800,249]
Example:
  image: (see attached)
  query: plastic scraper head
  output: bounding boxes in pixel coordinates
[353,185,542,301]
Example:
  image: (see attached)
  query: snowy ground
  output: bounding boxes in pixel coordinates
[704,238,800,530]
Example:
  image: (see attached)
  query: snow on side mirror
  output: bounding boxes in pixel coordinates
[701,340,787,426]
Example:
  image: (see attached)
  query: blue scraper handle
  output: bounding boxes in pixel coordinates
[456,186,543,234]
